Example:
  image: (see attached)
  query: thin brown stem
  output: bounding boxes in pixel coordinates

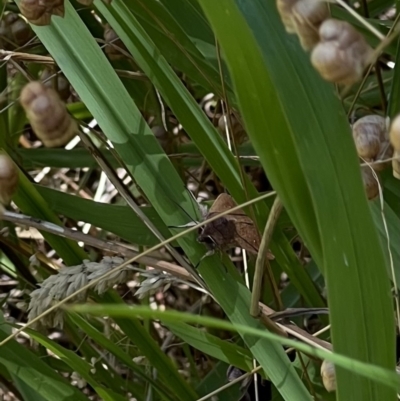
[250,196,283,317]
[1,210,193,281]
[374,61,387,114]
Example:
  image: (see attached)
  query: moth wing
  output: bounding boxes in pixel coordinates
[232,215,260,254]
[229,207,275,259]
[209,194,258,253]
[208,193,237,214]
[206,194,275,257]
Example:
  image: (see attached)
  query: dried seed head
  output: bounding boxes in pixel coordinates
[0,153,18,205]
[20,81,77,148]
[276,0,299,33]
[28,257,134,328]
[321,360,336,392]
[104,24,127,60]
[134,272,173,299]
[19,0,65,26]
[361,166,379,200]
[292,0,329,50]
[39,68,71,101]
[311,19,373,85]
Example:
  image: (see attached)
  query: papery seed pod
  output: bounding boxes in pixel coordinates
[218,114,232,133]
[20,81,77,148]
[374,140,393,171]
[0,13,33,48]
[292,0,329,50]
[321,360,336,392]
[352,115,386,159]
[391,140,400,178]
[0,154,18,205]
[217,114,247,144]
[218,114,239,135]
[19,0,65,26]
[0,18,8,40]
[311,19,373,85]
[276,0,299,33]
[0,13,34,50]
[389,115,400,178]
[361,166,379,200]
[3,13,19,26]
[50,0,65,17]
[389,114,400,151]
[0,17,12,49]
[104,24,127,60]
[352,115,392,171]
[9,15,34,46]
[40,68,70,101]
[19,0,50,26]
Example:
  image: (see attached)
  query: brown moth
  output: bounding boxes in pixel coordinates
[198,193,273,259]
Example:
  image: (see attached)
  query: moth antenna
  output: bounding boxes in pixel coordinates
[166,195,199,228]
[168,221,197,229]
[199,203,209,219]
[185,187,206,220]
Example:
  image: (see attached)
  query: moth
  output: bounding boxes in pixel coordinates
[170,193,274,261]
[198,193,261,254]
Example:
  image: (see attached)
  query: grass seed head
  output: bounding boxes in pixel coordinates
[28,257,134,328]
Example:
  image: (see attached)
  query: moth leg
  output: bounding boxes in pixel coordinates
[195,249,215,268]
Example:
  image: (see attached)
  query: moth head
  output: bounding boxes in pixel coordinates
[197,227,217,250]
